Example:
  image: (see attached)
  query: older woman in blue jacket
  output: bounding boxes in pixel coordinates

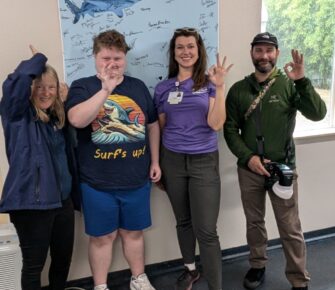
[0,45,78,290]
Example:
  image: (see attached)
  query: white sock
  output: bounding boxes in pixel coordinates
[132,273,145,279]
[94,284,108,290]
[184,263,196,271]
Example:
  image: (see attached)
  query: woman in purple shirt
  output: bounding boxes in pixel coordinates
[154,28,232,290]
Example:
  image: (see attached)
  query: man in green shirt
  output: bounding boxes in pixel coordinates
[224,32,326,290]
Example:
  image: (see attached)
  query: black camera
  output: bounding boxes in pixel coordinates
[264,162,294,190]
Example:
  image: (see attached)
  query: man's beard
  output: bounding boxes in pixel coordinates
[252,58,276,73]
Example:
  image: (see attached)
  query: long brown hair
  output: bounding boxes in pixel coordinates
[168,28,208,91]
[31,65,65,129]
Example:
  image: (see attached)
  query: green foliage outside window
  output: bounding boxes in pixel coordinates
[264,0,335,89]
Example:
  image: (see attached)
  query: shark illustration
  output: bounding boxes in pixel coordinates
[103,99,140,126]
[65,0,142,24]
[92,99,144,144]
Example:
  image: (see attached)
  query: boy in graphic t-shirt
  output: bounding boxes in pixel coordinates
[66,29,161,290]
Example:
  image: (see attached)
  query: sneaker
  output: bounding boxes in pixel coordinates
[292,287,308,290]
[243,267,265,289]
[130,273,155,290]
[176,267,200,290]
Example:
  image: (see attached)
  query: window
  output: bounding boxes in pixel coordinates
[262,0,335,136]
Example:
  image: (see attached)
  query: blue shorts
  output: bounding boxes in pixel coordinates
[81,182,152,237]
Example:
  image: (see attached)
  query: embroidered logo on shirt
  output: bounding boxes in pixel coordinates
[268,94,280,103]
[193,87,208,95]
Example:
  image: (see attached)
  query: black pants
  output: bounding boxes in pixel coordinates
[9,198,74,290]
[161,146,222,290]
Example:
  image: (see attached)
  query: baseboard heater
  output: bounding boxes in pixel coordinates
[0,223,22,290]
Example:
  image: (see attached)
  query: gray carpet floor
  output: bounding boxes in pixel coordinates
[66,236,335,290]
[147,237,335,290]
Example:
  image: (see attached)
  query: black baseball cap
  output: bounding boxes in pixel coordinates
[251,32,278,48]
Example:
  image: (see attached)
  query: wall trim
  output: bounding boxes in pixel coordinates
[48,226,335,289]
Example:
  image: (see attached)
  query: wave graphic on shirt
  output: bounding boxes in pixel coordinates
[92,95,145,144]
[65,0,142,24]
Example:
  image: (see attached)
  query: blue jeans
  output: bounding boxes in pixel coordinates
[10,198,74,290]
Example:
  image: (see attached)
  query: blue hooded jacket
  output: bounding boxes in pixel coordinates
[0,53,80,211]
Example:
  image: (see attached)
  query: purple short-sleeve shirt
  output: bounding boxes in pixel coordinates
[154,77,218,154]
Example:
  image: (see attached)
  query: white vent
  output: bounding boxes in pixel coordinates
[0,223,21,290]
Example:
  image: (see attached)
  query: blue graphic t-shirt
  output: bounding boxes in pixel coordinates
[66,75,157,191]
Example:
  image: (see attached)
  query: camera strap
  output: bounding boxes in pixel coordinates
[247,75,277,163]
[244,78,276,120]
[253,105,265,162]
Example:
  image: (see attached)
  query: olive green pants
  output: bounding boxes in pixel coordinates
[161,146,222,290]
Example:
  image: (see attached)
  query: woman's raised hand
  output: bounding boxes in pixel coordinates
[29,45,39,56]
[208,53,233,87]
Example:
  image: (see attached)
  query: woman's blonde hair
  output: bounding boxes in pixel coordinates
[31,65,66,129]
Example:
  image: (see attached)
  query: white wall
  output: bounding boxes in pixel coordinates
[0,0,334,283]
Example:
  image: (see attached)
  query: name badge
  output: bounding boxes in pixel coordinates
[167,91,183,104]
